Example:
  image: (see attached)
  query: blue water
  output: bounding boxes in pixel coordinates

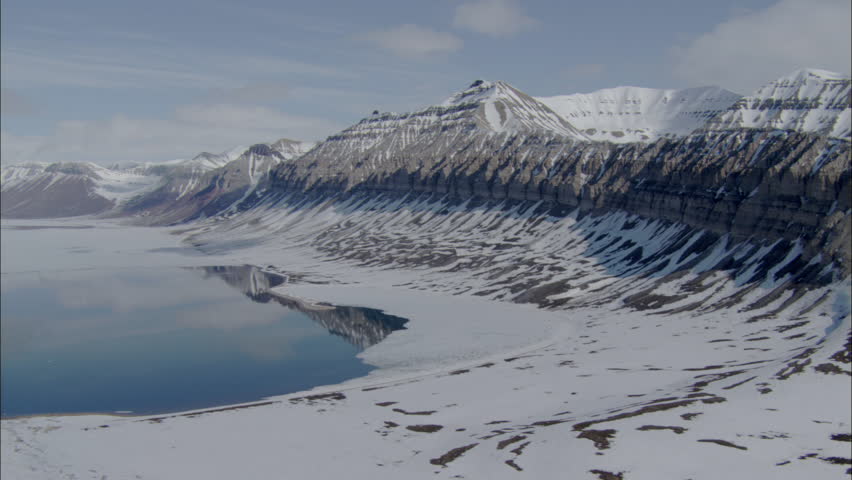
[0,266,407,417]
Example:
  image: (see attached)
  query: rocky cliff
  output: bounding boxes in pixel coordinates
[268,78,850,273]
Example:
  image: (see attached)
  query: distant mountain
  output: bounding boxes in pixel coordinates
[703,68,850,138]
[4,70,851,480]
[0,138,313,219]
[121,138,314,223]
[537,86,742,143]
[0,162,160,218]
[3,70,850,222]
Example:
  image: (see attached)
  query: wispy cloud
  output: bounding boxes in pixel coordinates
[0,103,343,165]
[362,24,463,58]
[1,46,357,90]
[453,0,536,37]
[671,0,851,93]
[2,49,232,89]
[206,82,292,104]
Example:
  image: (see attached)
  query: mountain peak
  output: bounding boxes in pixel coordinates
[704,68,851,139]
[441,79,503,107]
[437,80,588,139]
[537,85,742,143]
[777,68,849,83]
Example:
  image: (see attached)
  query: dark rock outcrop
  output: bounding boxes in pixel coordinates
[268,130,850,273]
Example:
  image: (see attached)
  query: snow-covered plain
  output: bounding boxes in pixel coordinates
[2,196,850,479]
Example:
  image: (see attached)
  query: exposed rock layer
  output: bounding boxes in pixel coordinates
[269,130,850,273]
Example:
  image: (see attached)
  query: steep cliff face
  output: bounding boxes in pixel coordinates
[272,127,850,274]
[260,73,851,276]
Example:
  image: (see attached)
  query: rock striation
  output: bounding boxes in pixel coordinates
[269,73,851,273]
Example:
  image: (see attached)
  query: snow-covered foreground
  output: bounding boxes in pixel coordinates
[2,211,850,479]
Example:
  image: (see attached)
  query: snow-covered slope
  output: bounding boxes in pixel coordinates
[1,71,851,480]
[314,80,587,157]
[276,80,591,191]
[537,86,742,143]
[270,138,315,159]
[119,139,314,223]
[0,162,161,218]
[0,162,48,187]
[1,138,312,219]
[704,69,851,139]
[441,80,589,139]
[6,187,848,479]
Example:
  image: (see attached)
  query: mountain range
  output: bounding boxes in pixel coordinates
[1,68,851,479]
[2,68,848,223]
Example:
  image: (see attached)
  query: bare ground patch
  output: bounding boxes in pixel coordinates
[697,439,747,450]
[429,443,478,466]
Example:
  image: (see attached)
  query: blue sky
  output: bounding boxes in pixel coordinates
[1,0,850,164]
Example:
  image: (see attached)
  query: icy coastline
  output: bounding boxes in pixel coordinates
[2,216,850,479]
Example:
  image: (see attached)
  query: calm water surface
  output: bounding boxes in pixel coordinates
[1,266,407,417]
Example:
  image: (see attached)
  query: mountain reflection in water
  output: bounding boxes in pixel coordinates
[196,266,408,349]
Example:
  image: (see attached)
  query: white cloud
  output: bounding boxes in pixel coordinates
[0,104,343,165]
[453,0,536,37]
[1,49,354,90]
[672,0,851,93]
[362,24,463,57]
[2,49,230,89]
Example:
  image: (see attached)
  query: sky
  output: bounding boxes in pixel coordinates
[1,0,850,165]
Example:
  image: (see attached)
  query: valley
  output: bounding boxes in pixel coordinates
[1,69,850,479]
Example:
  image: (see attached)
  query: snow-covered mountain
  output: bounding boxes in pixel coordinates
[3,70,850,222]
[537,86,742,143]
[704,68,851,138]
[0,138,313,219]
[269,138,315,159]
[310,80,586,159]
[274,80,594,192]
[121,139,314,223]
[2,70,851,480]
[440,80,589,139]
[0,162,161,218]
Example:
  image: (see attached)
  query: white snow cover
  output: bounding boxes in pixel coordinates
[0,162,48,187]
[2,70,851,479]
[87,163,163,202]
[0,162,162,206]
[270,138,315,159]
[705,69,851,139]
[537,86,742,143]
[2,198,849,479]
[1,138,314,209]
[442,80,589,139]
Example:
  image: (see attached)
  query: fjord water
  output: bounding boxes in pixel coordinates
[0,265,407,417]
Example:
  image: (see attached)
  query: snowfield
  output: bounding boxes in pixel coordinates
[2,203,849,479]
[1,68,850,479]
